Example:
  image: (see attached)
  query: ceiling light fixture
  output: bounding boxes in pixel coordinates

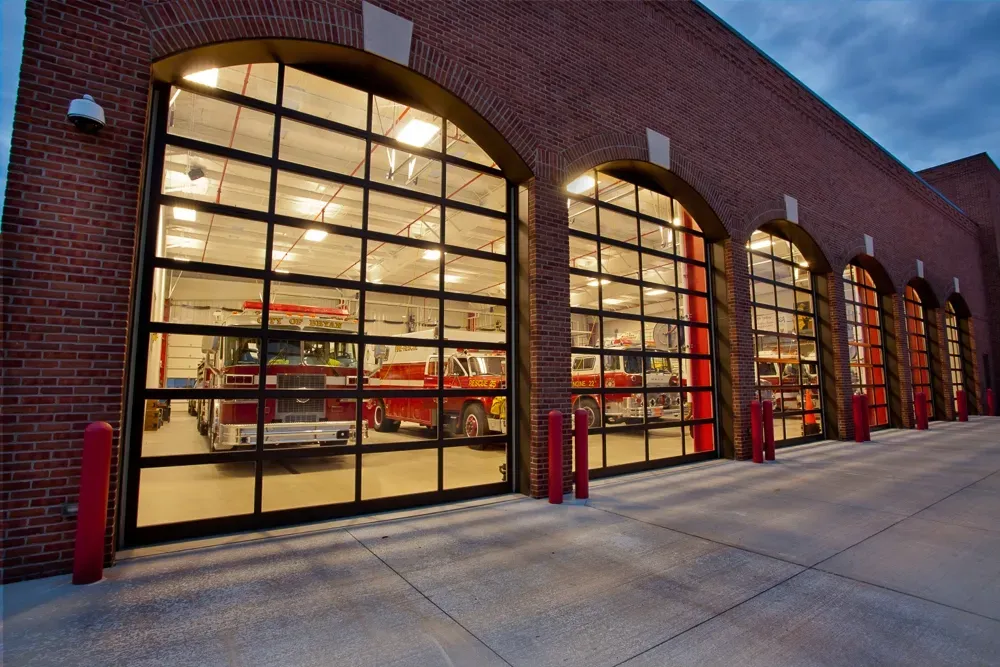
[172,207,197,222]
[798,260,809,268]
[645,288,668,296]
[397,119,440,148]
[444,274,461,283]
[749,239,771,251]
[184,68,219,88]
[602,297,626,305]
[566,174,596,195]
[586,279,611,287]
[422,249,442,261]
[304,229,328,242]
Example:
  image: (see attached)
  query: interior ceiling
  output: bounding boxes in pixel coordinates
[161,64,508,299]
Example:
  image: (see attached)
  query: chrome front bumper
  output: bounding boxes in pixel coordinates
[214,421,365,450]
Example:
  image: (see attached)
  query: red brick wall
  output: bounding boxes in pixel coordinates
[918,155,1000,404]
[3,0,994,581]
[2,0,150,582]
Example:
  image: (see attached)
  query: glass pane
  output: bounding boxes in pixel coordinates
[156,205,266,268]
[678,294,709,323]
[374,97,441,147]
[571,313,601,348]
[279,119,367,176]
[570,274,601,311]
[163,146,271,212]
[677,262,708,294]
[366,292,440,337]
[367,241,438,289]
[568,201,597,235]
[140,396,255,457]
[274,171,365,227]
[444,254,506,297]
[446,124,494,168]
[283,68,368,129]
[648,426,683,460]
[605,428,645,466]
[444,301,506,340]
[262,398,358,450]
[168,88,274,155]
[446,164,506,211]
[571,352,602,389]
[445,395,507,439]
[183,63,278,104]
[367,190,440,242]
[638,187,672,222]
[644,321,680,352]
[446,208,505,254]
[262,455,356,511]
[149,269,264,325]
[570,236,599,272]
[362,450,437,499]
[597,174,635,210]
[641,253,676,287]
[600,245,640,280]
[272,224,362,280]
[137,463,255,526]
[599,208,638,244]
[444,445,506,488]
[640,220,674,254]
[601,279,642,314]
[368,345,441,391]
[749,254,774,281]
[644,288,678,322]
[371,142,442,198]
[567,171,597,198]
[268,283,360,336]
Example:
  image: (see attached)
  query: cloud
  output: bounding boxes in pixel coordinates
[702,0,1000,171]
[1,0,27,218]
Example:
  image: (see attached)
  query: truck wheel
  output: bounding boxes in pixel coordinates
[577,397,601,428]
[198,418,209,436]
[463,403,490,449]
[373,399,400,433]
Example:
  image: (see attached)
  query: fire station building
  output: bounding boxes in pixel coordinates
[3,0,999,582]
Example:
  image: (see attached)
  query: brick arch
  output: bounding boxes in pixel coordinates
[746,215,833,274]
[560,130,738,239]
[140,0,537,178]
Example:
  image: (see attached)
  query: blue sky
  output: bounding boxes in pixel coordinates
[0,1,998,216]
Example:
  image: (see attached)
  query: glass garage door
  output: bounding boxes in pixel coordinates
[843,264,889,428]
[747,230,824,443]
[566,169,717,475]
[125,63,513,543]
[904,285,936,420]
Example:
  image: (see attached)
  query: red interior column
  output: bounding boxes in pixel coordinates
[683,215,713,452]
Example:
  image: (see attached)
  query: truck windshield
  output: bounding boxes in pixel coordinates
[623,355,642,374]
[467,355,504,376]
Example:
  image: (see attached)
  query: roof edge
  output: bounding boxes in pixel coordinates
[691,0,969,219]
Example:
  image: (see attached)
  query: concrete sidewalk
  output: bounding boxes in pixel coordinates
[4,418,1000,666]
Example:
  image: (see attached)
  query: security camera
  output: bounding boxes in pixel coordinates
[67,94,106,134]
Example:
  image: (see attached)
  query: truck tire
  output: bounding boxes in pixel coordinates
[373,399,400,433]
[463,403,491,449]
[577,397,601,428]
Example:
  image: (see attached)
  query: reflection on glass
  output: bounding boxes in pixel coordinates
[163,146,271,211]
[137,463,255,526]
[262,456,356,511]
[168,89,274,155]
[362,450,437,499]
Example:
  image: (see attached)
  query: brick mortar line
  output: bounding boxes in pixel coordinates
[344,527,514,667]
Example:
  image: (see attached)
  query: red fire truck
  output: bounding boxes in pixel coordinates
[366,329,506,438]
[571,329,682,427]
[195,301,363,451]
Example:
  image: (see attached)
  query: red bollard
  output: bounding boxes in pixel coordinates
[852,394,864,443]
[915,392,928,430]
[73,422,113,585]
[762,400,775,461]
[957,390,969,422]
[548,410,563,504]
[750,400,764,463]
[987,388,995,417]
[574,409,589,500]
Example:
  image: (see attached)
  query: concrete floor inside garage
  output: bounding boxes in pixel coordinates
[6,418,1000,666]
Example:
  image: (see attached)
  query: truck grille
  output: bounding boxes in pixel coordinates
[276,374,325,421]
[277,374,325,389]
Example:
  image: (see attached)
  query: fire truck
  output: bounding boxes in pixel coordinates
[571,328,682,428]
[366,329,506,439]
[195,301,363,451]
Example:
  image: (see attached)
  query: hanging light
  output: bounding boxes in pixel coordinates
[566,174,595,195]
[397,119,440,148]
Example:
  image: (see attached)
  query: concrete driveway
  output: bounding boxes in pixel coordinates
[4,418,1000,666]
